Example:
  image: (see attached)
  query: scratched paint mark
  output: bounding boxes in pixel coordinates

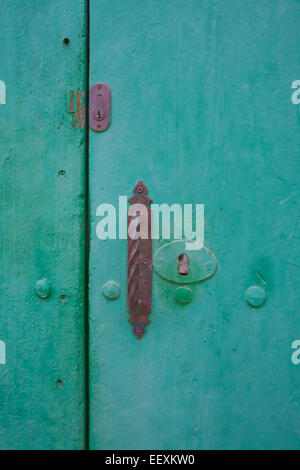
[280,192,300,205]
[0,80,6,104]
[0,340,6,365]
[69,89,85,128]
[256,271,266,284]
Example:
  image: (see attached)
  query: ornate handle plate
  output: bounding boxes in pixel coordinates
[127,181,152,339]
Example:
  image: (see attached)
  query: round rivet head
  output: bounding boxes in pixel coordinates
[175,287,193,305]
[102,281,121,300]
[246,286,266,308]
[36,278,51,299]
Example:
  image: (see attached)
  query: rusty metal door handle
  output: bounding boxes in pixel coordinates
[127,181,152,339]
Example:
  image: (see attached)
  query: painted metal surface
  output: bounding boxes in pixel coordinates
[0,0,87,449]
[153,240,217,284]
[89,0,300,450]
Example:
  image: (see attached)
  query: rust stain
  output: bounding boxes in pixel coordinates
[69,90,74,113]
[69,89,85,129]
[127,181,152,339]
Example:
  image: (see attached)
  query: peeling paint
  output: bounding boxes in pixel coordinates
[69,89,85,128]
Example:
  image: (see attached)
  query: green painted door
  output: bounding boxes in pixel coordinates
[2,0,300,452]
[89,0,300,449]
[0,0,87,449]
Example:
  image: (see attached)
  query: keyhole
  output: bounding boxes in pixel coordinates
[94,94,106,121]
[178,254,189,275]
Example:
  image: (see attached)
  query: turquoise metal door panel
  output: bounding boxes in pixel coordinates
[89,0,300,450]
[0,0,87,449]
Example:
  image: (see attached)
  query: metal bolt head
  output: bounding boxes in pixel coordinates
[102,281,121,300]
[175,287,192,305]
[36,278,51,299]
[246,286,266,308]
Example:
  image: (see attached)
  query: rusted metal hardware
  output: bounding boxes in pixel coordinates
[127,181,152,339]
[178,254,189,275]
[89,83,111,132]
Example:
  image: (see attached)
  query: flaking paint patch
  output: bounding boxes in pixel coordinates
[69,89,85,128]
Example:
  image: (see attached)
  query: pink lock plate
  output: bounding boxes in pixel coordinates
[89,83,111,132]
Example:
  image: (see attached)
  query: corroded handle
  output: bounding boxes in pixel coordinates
[127,181,152,339]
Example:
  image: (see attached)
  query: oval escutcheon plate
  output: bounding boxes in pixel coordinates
[153,240,217,284]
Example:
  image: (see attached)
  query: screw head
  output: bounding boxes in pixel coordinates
[134,325,145,339]
[36,278,51,299]
[175,287,193,305]
[246,286,266,308]
[102,281,121,300]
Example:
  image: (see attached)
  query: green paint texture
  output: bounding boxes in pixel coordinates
[0,1,87,449]
[89,0,300,449]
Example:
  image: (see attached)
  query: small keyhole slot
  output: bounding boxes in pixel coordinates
[94,94,106,121]
[178,254,189,276]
